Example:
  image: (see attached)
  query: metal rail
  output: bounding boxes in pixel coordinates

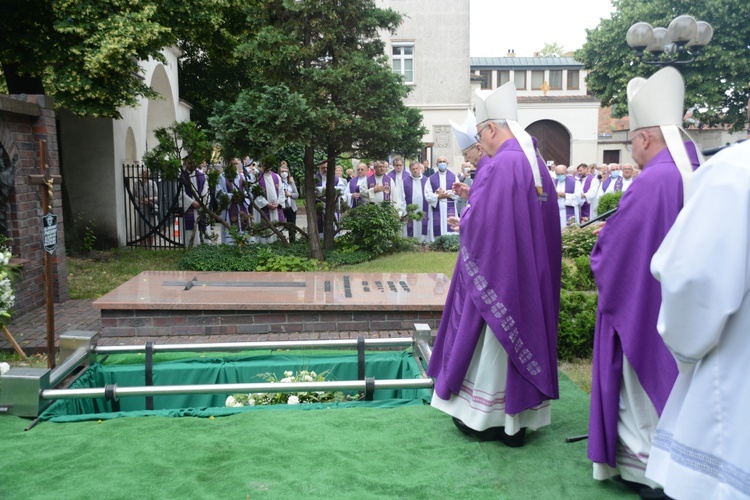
[41,378,434,401]
[94,338,415,355]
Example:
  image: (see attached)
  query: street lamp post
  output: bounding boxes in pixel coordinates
[626,15,713,66]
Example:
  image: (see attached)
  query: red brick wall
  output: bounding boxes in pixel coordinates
[0,94,68,316]
[99,309,442,338]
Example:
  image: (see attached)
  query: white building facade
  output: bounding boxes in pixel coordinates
[472,57,600,167]
[379,0,472,170]
[59,47,191,246]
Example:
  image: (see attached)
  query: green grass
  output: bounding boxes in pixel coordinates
[337,250,458,277]
[67,248,185,299]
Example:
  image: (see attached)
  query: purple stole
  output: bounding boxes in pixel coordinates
[429,171,456,238]
[403,175,429,237]
[348,177,364,208]
[563,175,577,222]
[182,169,206,231]
[613,176,623,192]
[601,177,612,193]
[581,174,594,220]
[225,176,249,228]
[258,172,285,222]
[366,175,392,202]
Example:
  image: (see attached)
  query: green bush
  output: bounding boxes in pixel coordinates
[597,191,623,215]
[338,202,405,256]
[558,290,598,361]
[430,234,460,252]
[561,224,598,259]
[325,249,375,267]
[561,256,596,291]
[255,255,324,272]
[180,244,258,271]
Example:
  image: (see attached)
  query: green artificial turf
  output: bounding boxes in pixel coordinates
[0,372,633,499]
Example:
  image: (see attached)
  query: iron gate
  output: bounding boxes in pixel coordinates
[123,163,184,249]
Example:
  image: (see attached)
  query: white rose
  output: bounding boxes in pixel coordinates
[280,377,293,383]
[225,395,237,407]
[287,395,300,405]
[284,371,293,377]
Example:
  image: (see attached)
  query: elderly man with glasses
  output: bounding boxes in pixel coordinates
[428,83,561,449]
[588,67,702,499]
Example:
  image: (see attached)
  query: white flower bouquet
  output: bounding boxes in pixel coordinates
[0,242,17,327]
[226,370,356,407]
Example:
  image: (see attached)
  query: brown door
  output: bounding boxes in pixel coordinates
[526,120,570,166]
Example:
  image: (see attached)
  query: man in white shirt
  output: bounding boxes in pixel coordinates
[424,156,458,242]
[553,164,582,228]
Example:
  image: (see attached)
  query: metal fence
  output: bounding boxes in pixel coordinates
[123,163,184,249]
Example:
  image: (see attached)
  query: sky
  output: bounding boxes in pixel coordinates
[470,0,615,57]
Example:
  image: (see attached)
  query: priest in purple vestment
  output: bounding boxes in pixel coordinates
[587,67,702,497]
[428,83,562,448]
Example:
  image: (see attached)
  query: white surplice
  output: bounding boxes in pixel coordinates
[430,325,551,436]
[423,172,458,242]
[646,141,750,500]
[254,172,286,243]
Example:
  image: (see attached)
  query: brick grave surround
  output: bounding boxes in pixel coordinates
[95,271,448,338]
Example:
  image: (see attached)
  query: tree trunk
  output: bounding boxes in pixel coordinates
[323,144,337,251]
[304,145,324,260]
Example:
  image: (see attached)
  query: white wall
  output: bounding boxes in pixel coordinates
[379,0,472,162]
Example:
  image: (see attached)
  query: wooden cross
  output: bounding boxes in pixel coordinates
[28,140,62,369]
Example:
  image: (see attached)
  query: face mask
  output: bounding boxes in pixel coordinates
[556,174,567,182]
[281,172,288,179]
[437,162,448,172]
[610,171,621,178]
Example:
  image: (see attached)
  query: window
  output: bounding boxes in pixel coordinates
[567,70,580,90]
[514,71,526,90]
[479,70,492,89]
[531,70,545,90]
[392,43,414,84]
[498,71,510,86]
[549,70,563,90]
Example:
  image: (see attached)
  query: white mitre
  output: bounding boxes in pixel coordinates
[450,109,479,152]
[475,84,541,192]
[628,66,700,197]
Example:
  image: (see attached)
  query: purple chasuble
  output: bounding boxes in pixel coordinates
[587,142,700,468]
[348,177,365,208]
[581,174,594,219]
[428,170,457,238]
[225,175,249,229]
[403,175,429,237]
[427,138,562,414]
[258,172,286,222]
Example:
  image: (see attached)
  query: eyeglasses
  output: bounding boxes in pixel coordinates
[474,123,490,143]
[626,132,644,152]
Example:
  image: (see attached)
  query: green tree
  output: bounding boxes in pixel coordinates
[575,0,750,131]
[0,0,226,118]
[539,42,565,57]
[208,0,426,259]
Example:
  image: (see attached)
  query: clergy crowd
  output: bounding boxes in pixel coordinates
[549,160,638,228]
[427,66,749,500]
